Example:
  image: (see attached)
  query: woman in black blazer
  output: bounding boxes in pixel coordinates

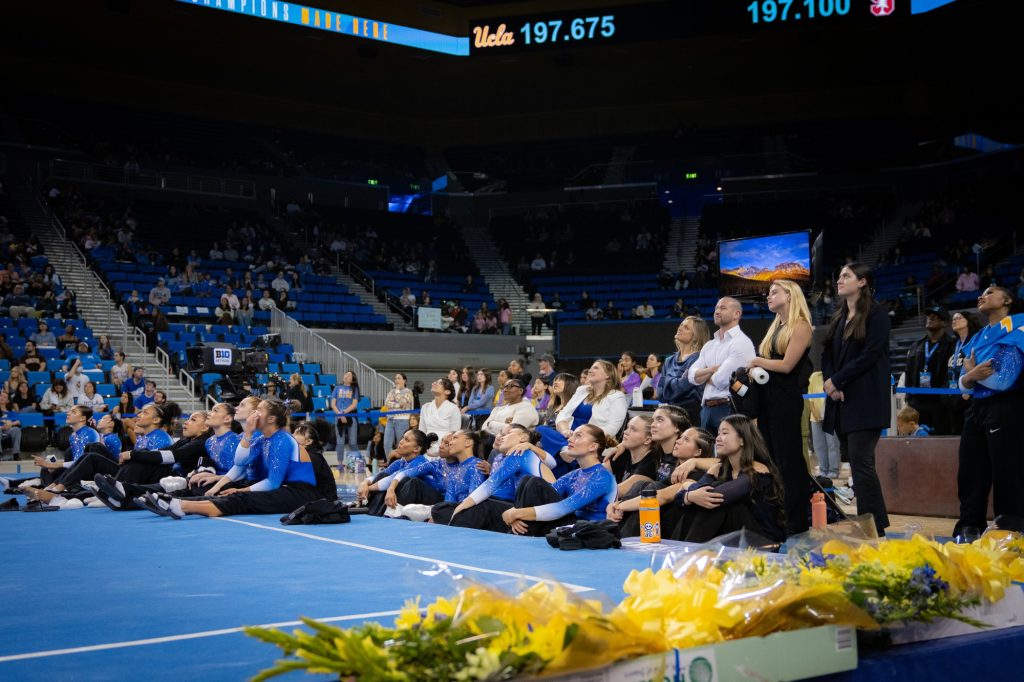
[821,263,891,536]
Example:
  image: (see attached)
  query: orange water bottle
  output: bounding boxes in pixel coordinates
[638,489,661,543]
[811,492,827,529]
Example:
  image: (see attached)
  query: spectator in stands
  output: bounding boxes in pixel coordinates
[496,298,512,335]
[530,379,550,413]
[41,264,60,291]
[64,358,90,399]
[956,265,980,293]
[40,378,73,415]
[17,340,46,372]
[55,325,79,352]
[658,266,675,290]
[419,377,461,452]
[399,287,416,316]
[76,381,106,412]
[482,378,539,436]
[822,263,891,537]
[220,285,240,313]
[536,354,557,387]
[530,253,547,271]
[0,393,22,457]
[65,341,102,370]
[286,373,312,414]
[903,306,955,435]
[112,391,133,420]
[29,321,56,347]
[544,373,579,428]
[13,381,37,412]
[122,367,146,398]
[258,289,276,311]
[35,290,58,316]
[382,373,414,453]
[462,369,494,423]
[585,300,604,321]
[471,308,487,334]
[537,360,628,475]
[331,371,360,464]
[149,277,171,307]
[633,300,655,319]
[214,302,234,325]
[3,284,34,319]
[604,300,622,320]
[108,353,130,392]
[642,354,662,398]
[507,358,531,388]
[236,296,254,328]
[276,289,292,311]
[209,242,224,260]
[96,335,115,361]
[619,352,643,397]
[134,380,158,409]
[271,270,290,293]
[59,289,78,319]
[3,366,25,397]
[0,333,15,364]
[447,369,462,402]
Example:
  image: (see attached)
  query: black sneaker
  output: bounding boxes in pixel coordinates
[93,474,126,508]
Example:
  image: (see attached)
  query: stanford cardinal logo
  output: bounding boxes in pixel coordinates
[870,0,895,16]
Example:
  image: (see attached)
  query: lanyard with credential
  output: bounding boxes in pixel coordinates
[922,340,939,369]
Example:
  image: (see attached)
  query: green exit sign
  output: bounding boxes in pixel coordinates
[685,172,699,180]
[367,179,379,186]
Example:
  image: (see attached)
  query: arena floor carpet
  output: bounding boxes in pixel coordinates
[0,492,667,681]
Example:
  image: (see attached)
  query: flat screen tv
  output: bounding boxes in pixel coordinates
[718,230,811,297]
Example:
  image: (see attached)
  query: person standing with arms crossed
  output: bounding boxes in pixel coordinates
[821,263,891,536]
[687,298,756,435]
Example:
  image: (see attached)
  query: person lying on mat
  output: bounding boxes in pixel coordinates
[377,430,486,524]
[357,429,438,516]
[667,414,787,544]
[607,426,714,537]
[500,424,617,537]
[136,399,322,519]
[449,423,555,533]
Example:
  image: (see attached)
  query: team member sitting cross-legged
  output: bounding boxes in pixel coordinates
[137,399,322,519]
[501,424,617,536]
[668,414,787,544]
[449,423,555,533]
[357,429,437,516]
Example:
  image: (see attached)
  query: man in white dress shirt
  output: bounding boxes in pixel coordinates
[482,378,539,436]
[686,297,756,434]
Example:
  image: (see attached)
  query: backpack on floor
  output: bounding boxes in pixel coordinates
[19,426,49,453]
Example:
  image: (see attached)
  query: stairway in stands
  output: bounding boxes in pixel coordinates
[458,223,532,336]
[333,267,413,331]
[664,216,699,275]
[12,184,199,410]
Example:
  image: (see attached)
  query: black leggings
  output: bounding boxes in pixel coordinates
[619,481,688,538]
[447,498,513,533]
[669,501,769,543]
[514,476,576,537]
[210,483,320,516]
[55,449,119,488]
[838,429,889,535]
[956,392,1024,536]
[395,477,444,506]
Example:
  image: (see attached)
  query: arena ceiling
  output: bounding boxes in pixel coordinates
[1,0,1020,147]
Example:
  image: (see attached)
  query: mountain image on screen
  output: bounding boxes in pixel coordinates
[717,231,811,296]
[721,261,810,281]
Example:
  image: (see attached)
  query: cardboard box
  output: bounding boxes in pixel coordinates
[527,625,857,682]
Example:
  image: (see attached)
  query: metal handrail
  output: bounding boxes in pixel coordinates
[48,159,256,199]
[346,260,375,296]
[269,308,394,405]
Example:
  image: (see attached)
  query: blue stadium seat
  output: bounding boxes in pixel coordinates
[312,397,328,412]
[17,412,45,427]
[27,371,50,385]
[97,383,117,397]
[317,374,337,386]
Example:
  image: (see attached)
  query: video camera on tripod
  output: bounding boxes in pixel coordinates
[186,338,277,405]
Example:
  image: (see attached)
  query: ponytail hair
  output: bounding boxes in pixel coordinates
[508,422,540,445]
[406,429,437,455]
[577,423,618,451]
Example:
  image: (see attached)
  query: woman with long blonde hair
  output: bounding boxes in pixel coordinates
[657,316,711,427]
[536,359,629,477]
[747,279,813,534]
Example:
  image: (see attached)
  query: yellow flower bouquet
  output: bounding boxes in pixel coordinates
[246,532,1024,681]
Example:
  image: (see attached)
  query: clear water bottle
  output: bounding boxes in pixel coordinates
[353,454,366,475]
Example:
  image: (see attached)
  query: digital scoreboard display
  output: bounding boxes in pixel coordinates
[469,0,958,55]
